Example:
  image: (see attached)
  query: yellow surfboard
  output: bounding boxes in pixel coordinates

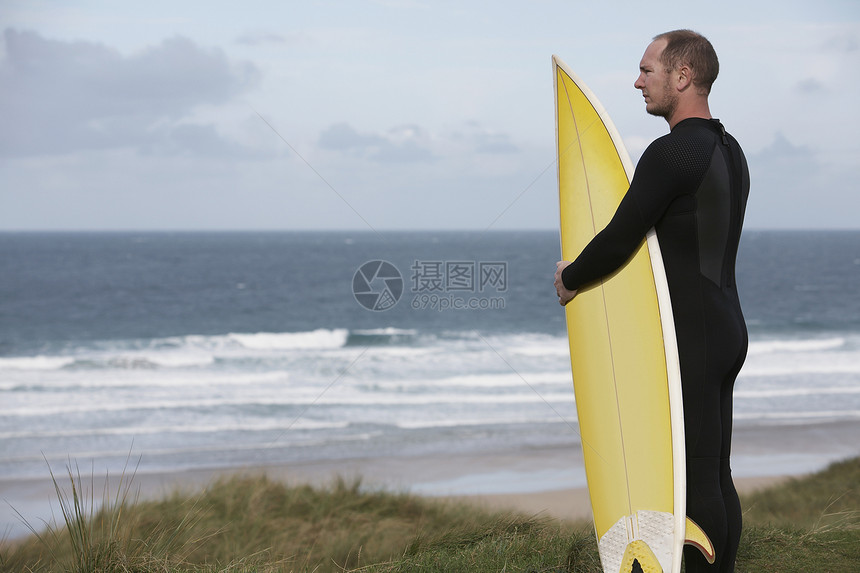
[554,56,714,573]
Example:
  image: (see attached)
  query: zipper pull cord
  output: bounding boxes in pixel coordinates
[718,122,729,146]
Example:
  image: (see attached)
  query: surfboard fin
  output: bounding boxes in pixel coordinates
[684,517,715,564]
[619,539,663,573]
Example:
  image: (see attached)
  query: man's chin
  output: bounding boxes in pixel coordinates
[645,103,671,119]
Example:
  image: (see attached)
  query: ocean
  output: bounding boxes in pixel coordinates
[2,230,859,535]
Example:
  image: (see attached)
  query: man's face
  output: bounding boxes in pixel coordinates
[634,39,677,119]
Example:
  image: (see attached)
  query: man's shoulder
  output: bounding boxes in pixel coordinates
[639,129,695,164]
[638,121,719,176]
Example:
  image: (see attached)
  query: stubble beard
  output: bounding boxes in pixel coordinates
[645,81,678,120]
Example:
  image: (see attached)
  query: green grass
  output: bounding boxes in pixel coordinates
[740,457,860,531]
[2,457,858,572]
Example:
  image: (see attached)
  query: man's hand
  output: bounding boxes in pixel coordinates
[554,261,577,306]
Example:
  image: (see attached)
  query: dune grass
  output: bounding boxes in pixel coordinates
[740,457,859,531]
[732,456,860,573]
[1,457,858,572]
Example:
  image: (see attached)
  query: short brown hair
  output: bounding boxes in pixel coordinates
[654,30,719,95]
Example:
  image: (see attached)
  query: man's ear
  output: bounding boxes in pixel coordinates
[676,64,693,92]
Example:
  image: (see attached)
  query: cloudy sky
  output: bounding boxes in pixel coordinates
[1,0,858,231]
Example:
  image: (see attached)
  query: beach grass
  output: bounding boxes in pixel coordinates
[2,457,858,572]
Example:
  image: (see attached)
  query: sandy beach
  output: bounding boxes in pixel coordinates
[448,474,789,523]
[3,419,857,542]
[0,439,814,543]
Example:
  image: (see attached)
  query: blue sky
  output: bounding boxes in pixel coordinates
[2,0,858,230]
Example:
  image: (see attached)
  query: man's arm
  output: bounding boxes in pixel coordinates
[556,133,688,293]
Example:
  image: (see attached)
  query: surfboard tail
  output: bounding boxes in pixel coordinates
[684,517,715,564]
[599,511,675,572]
[610,517,714,572]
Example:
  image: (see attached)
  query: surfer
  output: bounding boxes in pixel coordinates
[554,30,749,573]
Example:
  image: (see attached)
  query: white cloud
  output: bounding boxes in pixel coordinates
[317,120,522,164]
[318,122,435,163]
[745,133,838,229]
[235,32,289,46]
[0,28,260,157]
[0,1,857,230]
[454,122,519,155]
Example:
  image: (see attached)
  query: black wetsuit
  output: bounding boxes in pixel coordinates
[562,117,749,573]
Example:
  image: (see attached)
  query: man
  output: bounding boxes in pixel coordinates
[553,30,749,573]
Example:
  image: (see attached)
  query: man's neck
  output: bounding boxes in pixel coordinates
[667,98,712,129]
